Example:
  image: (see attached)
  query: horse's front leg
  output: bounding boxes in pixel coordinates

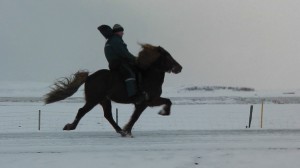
[149,97,172,116]
[123,104,147,137]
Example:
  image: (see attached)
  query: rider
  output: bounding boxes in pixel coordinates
[104,24,148,104]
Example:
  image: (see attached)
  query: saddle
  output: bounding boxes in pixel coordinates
[110,67,144,92]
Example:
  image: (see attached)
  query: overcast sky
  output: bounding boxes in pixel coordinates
[1,0,300,90]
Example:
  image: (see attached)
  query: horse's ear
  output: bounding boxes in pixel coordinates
[138,42,145,48]
[157,46,164,53]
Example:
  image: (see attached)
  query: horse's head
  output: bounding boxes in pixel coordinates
[156,46,182,74]
[137,44,182,74]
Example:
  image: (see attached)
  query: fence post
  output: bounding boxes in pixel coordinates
[260,100,264,128]
[38,110,41,131]
[116,108,118,125]
[247,105,253,128]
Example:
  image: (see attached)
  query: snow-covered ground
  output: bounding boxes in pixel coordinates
[1,129,300,168]
[1,82,300,167]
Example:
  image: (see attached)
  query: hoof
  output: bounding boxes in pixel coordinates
[121,130,134,138]
[118,130,127,137]
[63,123,74,130]
[123,133,134,138]
[158,109,170,116]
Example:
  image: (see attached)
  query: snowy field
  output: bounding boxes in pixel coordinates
[1,83,300,167]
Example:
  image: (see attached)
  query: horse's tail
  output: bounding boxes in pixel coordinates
[44,70,89,104]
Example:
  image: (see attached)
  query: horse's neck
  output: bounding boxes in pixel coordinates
[144,68,165,86]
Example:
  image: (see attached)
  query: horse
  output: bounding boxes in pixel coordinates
[44,44,182,137]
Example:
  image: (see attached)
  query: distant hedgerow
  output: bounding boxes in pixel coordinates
[183,86,255,92]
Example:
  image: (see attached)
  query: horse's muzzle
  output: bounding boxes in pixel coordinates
[172,65,182,74]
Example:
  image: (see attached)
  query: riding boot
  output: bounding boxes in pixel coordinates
[125,78,138,97]
[125,78,149,105]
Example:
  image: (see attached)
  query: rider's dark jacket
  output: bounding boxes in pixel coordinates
[104,34,136,70]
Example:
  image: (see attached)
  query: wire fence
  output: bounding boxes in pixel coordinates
[1,102,300,132]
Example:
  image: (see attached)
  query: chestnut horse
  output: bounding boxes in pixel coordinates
[44,44,182,137]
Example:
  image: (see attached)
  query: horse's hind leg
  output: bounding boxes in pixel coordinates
[63,101,97,130]
[100,99,125,136]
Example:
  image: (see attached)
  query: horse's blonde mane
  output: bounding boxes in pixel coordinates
[137,43,160,69]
